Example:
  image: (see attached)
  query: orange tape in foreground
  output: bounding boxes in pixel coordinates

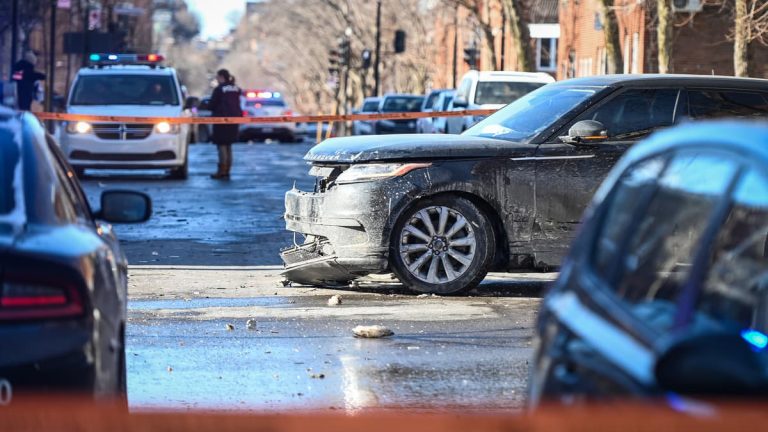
[34,109,498,125]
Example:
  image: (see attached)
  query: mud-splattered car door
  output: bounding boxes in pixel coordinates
[531,87,683,267]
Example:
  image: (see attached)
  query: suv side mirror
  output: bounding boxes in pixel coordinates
[452,97,468,109]
[97,190,152,223]
[655,332,768,396]
[560,120,608,144]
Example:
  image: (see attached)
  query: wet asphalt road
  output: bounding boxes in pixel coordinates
[80,141,552,412]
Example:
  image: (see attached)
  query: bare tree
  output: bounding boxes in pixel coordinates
[598,0,623,74]
[499,0,534,71]
[733,0,768,76]
[656,0,672,73]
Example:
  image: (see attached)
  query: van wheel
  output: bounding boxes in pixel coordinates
[389,196,494,295]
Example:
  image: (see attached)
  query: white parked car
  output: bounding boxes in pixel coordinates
[352,97,380,135]
[60,54,192,179]
[445,70,555,134]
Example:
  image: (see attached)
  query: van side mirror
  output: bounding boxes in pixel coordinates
[452,97,468,109]
[560,120,608,144]
[97,190,152,223]
[655,332,768,396]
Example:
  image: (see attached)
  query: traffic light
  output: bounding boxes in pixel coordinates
[338,38,351,66]
[361,49,372,69]
[328,49,341,75]
[394,30,406,54]
[463,47,479,69]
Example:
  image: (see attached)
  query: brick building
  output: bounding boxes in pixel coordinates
[558,1,768,80]
[430,0,560,89]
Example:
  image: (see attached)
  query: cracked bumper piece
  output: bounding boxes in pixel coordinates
[281,180,414,285]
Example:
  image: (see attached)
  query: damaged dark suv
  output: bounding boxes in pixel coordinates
[281,75,768,294]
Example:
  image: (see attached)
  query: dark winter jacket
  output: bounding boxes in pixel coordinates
[12,60,45,110]
[209,81,242,145]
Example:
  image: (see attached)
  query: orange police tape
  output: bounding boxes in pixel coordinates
[34,109,498,125]
[3,397,768,432]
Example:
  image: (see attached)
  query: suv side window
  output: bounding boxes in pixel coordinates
[570,88,680,139]
[592,150,740,332]
[696,168,768,333]
[687,89,768,120]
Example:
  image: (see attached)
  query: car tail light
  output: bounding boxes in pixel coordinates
[242,110,249,117]
[0,281,83,320]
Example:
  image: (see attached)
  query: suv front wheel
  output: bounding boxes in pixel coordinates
[389,196,494,295]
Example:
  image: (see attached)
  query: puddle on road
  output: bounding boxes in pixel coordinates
[130,296,291,311]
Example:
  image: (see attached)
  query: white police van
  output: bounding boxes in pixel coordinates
[59,54,192,179]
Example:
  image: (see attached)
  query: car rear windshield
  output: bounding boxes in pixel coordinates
[474,81,547,105]
[465,85,600,142]
[362,100,379,112]
[245,99,286,107]
[70,75,179,106]
[382,97,424,112]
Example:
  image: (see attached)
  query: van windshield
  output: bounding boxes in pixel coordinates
[70,75,179,106]
[465,85,602,142]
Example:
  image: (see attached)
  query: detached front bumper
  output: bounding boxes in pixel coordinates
[280,179,415,285]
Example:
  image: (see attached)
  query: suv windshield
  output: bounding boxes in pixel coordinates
[70,75,179,106]
[382,96,424,112]
[474,81,547,105]
[465,85,601,142]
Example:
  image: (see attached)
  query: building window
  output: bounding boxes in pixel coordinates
[536,38,558,72]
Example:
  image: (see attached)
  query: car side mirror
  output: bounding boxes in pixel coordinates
[560,120,608,144]
[452,97,468,109]
[655,331,768,396]
[97,190,152,223]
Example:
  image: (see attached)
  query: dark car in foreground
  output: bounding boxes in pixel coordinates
[281,75,768,294]
[0,108,151,401]
[530,121,768,405]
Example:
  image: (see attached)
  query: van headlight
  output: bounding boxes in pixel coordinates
[335,162,432,184]
[154,121,180,134]
[66,121,92,134]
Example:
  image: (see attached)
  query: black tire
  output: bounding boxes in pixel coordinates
[389,195,494,295]
[169,152,188,180]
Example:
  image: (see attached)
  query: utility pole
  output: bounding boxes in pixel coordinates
[373,0,381,97]
[452,5,458,88]
[82,0,90,66]
[10,0,19,77]
[500,10,506,71]
[46,0,57,118]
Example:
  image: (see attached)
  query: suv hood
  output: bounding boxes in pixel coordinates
[67,105,182,118]
[305,134,535,163]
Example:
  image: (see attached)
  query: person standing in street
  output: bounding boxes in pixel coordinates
[208,69,242,179]
[12,51,46,111]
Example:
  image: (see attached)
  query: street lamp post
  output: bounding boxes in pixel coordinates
[10,0,19,77]
[373,0,381,97]
[46,0,57,119]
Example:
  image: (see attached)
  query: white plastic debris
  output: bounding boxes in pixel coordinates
[246,319,257,330]
[327,295,342,306]
[353,325,394,338]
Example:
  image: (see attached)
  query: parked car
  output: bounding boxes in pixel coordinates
[296,121,332,141]
[431,90,456,134]
[194,96,213,143]
[530,121,768,405]
[280,75,768,294]
[352,97,380,136]
[445,71,554,134]
[372,94,425,134]
[239,90,299,143]
[416,89,451,134]
[0,108,151,401]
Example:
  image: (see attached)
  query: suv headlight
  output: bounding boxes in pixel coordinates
[154,121,180,134]
[66,121,92,134]
[335,162,432,184]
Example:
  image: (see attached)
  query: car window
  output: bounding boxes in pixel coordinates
[570,88,680,140]
[442,95,454,111]
[473,81,545,105]
[687,89,768,120]
[593,151,740,333]
[70,75,180,106]
[382,97,424,112]
[46,136,93,222]
[423,92,440,110]
[362,100,379,112]
[696,168,768,333]
[0,128,20,216]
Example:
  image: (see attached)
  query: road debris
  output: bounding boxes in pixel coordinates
[246,319,257,330]
[226,323,235,331]
[310,373,326,379]
[353,325,394,338]
[327,295,342,306]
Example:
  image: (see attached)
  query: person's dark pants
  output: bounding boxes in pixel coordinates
[217,143,232,168]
